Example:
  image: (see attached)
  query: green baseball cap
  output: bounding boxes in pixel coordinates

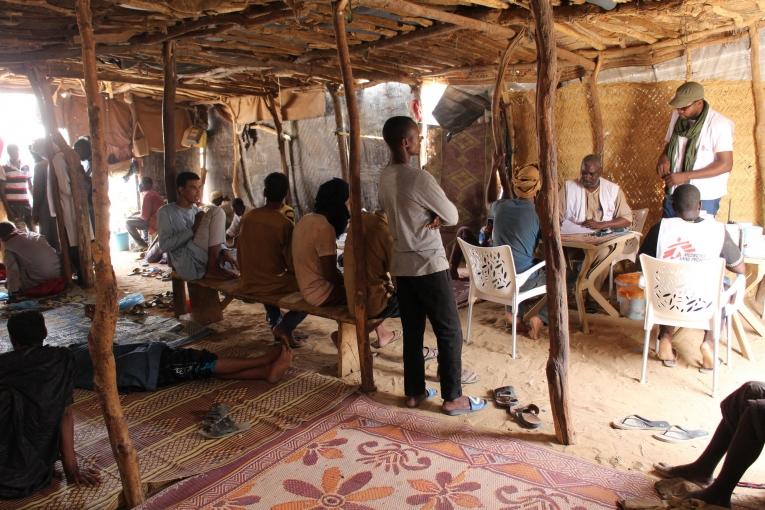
[669,81,704,108]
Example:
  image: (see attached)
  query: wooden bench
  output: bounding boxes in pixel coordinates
[172,276,372,383]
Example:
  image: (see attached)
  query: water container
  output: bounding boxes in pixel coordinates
[615,272,645,321]
[114,231,130,251]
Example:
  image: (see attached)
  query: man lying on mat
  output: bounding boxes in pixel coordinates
[69,336,293,392]
[0,311,100,499]
[157,171,238,281]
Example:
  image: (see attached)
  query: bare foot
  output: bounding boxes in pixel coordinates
[206,266,237,280]
[274,324,303,349]
[526,316,543,340]
[658,335,675,362]
[405,391,432,408]
[700,341,714,370]
[654,462,714,485]
[267,346,293,383]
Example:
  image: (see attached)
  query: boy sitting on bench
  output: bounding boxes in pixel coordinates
[158,171,238,281]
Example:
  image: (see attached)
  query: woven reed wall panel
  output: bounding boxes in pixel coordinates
[510,81,762,231]
[207,106,236,198]
[140,148,200,198]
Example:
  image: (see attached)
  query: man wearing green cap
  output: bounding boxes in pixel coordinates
[656,81,733,218]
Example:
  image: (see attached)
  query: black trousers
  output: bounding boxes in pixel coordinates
[721,381,765,442]
[396,270,462,401]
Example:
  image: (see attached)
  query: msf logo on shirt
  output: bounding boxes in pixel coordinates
[662,237,704,262]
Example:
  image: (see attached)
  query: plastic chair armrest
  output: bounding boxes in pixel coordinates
[516,260,546,287]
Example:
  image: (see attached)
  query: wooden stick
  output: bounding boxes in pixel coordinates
[297,23,463,64]
[585,55,604,156]
[162,40,187,316]
[332,0,375,394]
[25,68,94,288]
[328,84,350,181]
[74,0,144,505]
[264,95,291,179]
[491,28,526,198]
[750,24,765,226]
[162,41,177,203]
[237,135,256,206]
[529,0,575,446]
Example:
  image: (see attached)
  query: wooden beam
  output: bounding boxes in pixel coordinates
[594,20,657,45]
[162,42,178,202]
[297,23,462,64]
[529,0,575,446]
[0,5,292,65]
[264,94,291,181]
[585,55,604,156]
[328,84,350,181]
[492,28,526,198]
[26,68,94,288]
[74,0,144,505]
[750,24,765,226]
[555,22,606,51]
[359,0,516,39]
[332,0,375,394]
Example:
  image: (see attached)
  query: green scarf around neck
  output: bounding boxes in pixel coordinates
[666,100,710,177]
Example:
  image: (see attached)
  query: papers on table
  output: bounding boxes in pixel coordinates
[561,219,595,235]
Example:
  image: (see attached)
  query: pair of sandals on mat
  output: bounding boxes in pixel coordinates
[199,403,250,439]
[612,415,708,443]
[493,386,542,429]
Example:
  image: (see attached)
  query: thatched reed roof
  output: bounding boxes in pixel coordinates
[0,0,762,101]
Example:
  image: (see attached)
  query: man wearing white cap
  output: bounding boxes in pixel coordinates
[656,81,734,218]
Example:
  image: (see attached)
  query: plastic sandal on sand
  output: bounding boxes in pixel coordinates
[511,404,542,429]
[611,415,671,431]
[493,386,518,408]
[423,346,438,362]
[652,426,708,443]
[371,330,401,349]
[443,396,487,416]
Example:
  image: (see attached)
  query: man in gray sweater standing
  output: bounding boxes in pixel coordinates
[378,116,486,416]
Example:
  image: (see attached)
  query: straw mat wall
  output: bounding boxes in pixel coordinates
[510,81,762,230]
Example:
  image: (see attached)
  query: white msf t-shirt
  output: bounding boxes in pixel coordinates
[664,108,734,200]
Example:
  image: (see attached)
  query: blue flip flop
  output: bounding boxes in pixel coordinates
[444,396,487,416]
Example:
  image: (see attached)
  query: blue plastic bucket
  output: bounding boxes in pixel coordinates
[114,231,130,251]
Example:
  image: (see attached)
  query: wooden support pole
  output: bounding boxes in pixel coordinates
[328,84,350,181]
[332,0,375,394]
[163,40,187,315]
[162,41,177,203]
[74,0,144,505]
[529,0,575,446]
[265,95,290,179]
[491,28,526,199]
[25,68,93,288]
[750,24,765,226]
[585,55,604,156]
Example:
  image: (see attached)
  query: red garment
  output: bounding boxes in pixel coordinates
[21,277,67,298]
[140,190,165,235]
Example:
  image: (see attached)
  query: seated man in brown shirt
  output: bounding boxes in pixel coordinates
[344,210,398,347]
[237,173,307,348]
[293,178,349,308]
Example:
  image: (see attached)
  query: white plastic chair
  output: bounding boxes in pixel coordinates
[639,254,725,396]
[609,208,649,296]
[722,273,746,367]
[458,238,546,358]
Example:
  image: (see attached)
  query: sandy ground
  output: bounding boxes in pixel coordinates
[113,250,765,506]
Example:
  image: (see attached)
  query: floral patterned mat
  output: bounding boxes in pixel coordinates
[141,395,658,510]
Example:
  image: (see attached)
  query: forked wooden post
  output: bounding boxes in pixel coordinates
[332,0,375,393]
[749,24,765,225]
[529,0,575,445]
[162,40,187,315]
[265,95,291,181]
[74,0,144,505]
[585,55,604,156]
[25,68,93,288]
[328,83,350,181]
[491,28,526,197]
